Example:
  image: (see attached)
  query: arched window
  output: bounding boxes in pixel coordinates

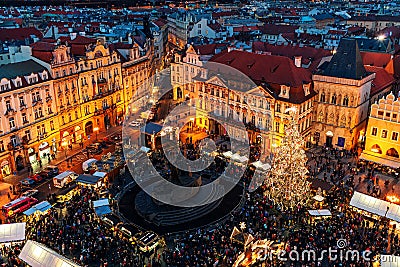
[318,111,324,122]
[387,148,399,158]
[340,115,346,127]
[320,92,325,102]
[343,96,349,106]
[371,144,382,154]
[331,94,337,104]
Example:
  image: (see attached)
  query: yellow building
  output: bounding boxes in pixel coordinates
[361,93,400,169]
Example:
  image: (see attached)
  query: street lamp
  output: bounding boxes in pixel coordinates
[94,127,99,142]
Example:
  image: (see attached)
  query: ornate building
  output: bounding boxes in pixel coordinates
[361,93,400,169]
[0,60,55,178]
[172,47,316,155]
[312,38,376,150]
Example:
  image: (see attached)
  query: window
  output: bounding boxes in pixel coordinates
[331,94,337,104]
[25,130,31,141]
[276,103,281,113]
[61,116,65,124]
[19,96,25,107]
[371,127,378,136]
[5,100,11,111]
[50,120,54,131]
[382,129,388,138]
[392,132,399,141]
[47,106,53,114]
[275,122,280,133]
[0,141,4,152]
[9,117,15,129]
[343,96,349,106]
[22,113,28,124]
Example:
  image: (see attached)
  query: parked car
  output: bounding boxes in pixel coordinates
[87,143,102,154]
[20,178,35,187]
[37,170,51,179]
[21,189,39,198]
[28,174,43,182]
[44,165,59,176]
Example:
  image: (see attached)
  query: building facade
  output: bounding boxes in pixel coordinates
[361,92,400,169]
[312,38,376,150]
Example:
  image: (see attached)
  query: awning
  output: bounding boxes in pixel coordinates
[0,222,25,243]
[93,198,109,208]
[350,191,400,222]
[222,151,233,158]
[76,174,101,185]
[359,152,400,169]
[93,171,107,178]
[19,240,81,267]
[252,161,271,171]
[95,206,112,216]
[140,146,151,153]
[141,122,163,135]
[23,201,52,216]
[313,195,325,202]
[308,209,332,216]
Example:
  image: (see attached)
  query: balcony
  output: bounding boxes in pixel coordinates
[46,96,52,102]
[19,104,27,111]
[4,108,16,116]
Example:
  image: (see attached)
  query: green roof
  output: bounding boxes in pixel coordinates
[0,60,47,79]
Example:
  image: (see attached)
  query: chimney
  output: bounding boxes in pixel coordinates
[294,56,302,68]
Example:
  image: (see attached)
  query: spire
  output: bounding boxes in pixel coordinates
[322,38,367,80]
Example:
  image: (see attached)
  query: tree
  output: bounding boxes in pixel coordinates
[264,107,311,210]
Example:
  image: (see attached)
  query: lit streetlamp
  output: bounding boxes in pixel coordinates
[94,127,99,142]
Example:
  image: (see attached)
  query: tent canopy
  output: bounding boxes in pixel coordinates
[76,174,101,185]
[308,209,332,216]
[92,171,107,178]
[0,222,25,243]
[92,198,109,208]
[360,152,400,169]
[222,151,233,158]
[141,122,163,135]
[350,191,400,222]
[140,146,151,153]
[252,161,271,171]
[380,255,400,267]
[95,206,112,216]
[19,240,81,267]
[23,201,52,216]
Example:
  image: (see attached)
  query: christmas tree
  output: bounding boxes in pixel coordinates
[264,107,311,210]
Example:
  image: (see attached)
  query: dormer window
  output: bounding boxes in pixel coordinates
[303,83,310,96]
[279,85,290,99]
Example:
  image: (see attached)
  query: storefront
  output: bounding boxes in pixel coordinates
[38,142,51,160]
[1,160,11,177]
[74,126,84,143]
[62,131,73,145]
[28,148,36,165]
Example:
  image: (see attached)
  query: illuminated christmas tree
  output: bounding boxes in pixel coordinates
[264,107,311,210]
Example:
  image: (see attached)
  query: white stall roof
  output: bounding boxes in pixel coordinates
[92,198,109,208]
[308,209,332,216]
[222,151,233,158]
[252,161,271,171]
[313,195,325,202]
[350,191,400,222]
[140,146,151,153]
[0,222,25,243]
[380,255,400,267]
[19,240,81,267]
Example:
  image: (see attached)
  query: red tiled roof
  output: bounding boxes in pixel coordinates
[365,65,395,96]
[193,44,226,55]
[153,18,167,27]
[69,35,96,45]
[252,42,331,71]
[212,11,239,19]
[210,50,314,104]
[207,21,223,32]
[0,27,43,42]
[233,26,259,33]
[361,51,391,67]
[31,41,55,51]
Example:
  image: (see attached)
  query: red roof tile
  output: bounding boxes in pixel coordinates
[365,65,395,96]
[260,24,298,35]
[0,27,43,42]
[361,51,391,68]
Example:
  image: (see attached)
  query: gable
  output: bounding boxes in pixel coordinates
[206,76,228,88]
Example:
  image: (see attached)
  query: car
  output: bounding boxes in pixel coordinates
[20,178,35,187]
[21,189,39,198]
[37,170,51,179]
[44,165,59,176]
[28,174,43,182]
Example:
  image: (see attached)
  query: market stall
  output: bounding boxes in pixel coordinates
[19,240,81,267]
[23,201,52,217]
[0,222,25,243]
[92,198,112,217]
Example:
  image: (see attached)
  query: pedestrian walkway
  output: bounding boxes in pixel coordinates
[2,126,122,186]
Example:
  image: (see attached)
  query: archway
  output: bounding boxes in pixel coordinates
[15,155,24,171]
[177,87,183,99]
[326,131,333,148]
[85,121,93,136]
[371,144,382,154]
[386,148,399,158]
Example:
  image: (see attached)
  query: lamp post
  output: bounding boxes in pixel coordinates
[94,127,99,142]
